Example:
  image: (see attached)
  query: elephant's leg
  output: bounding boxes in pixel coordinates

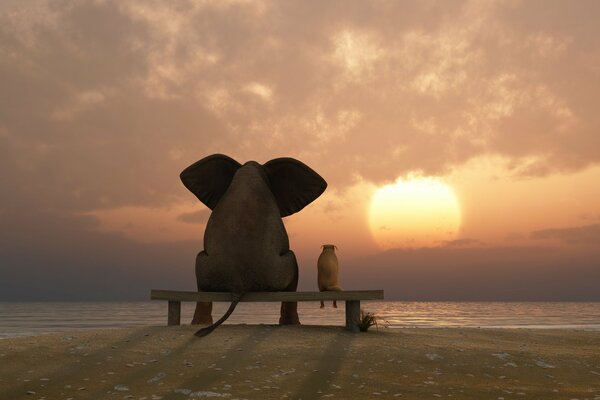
[279,251,300,325]
[192,302,213,325]
[192,250,213,325]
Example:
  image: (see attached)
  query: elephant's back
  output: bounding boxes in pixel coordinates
[199,164,293,291]
[206,164,288,251]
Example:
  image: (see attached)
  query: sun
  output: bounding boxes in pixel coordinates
[368,177,461,249]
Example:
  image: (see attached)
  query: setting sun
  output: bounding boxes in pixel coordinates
[369,177,461,249]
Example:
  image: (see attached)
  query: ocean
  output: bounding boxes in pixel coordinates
[1,301,600,339]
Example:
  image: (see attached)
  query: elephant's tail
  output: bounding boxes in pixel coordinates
[194,293,244,337]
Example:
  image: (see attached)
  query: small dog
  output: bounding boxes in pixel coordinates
[317,244,342,308]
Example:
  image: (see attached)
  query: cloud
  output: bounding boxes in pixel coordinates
[0,209,199,300]
[531,224,600,245]
[177,209,210,224]
[342,245,600,301]
[2,1,600,215]
[2,1,600,300]
[578,213,600,222]
[441,238,483,247]
[3,208,599,301]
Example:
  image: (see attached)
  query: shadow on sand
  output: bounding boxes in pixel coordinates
[292,328,357,399]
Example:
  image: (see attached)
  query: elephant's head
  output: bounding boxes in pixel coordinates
[180,154,327,335]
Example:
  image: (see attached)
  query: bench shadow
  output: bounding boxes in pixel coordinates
[47,325,273,399]
[84,328,204,398]
[2,326,157,398]
[292,328,357,400]
[83,324,276,398]
[171,324,276,393]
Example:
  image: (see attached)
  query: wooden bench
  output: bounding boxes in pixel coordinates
[150,289,384,332]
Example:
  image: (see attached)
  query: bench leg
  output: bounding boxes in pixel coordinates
[168,301,181,326]
[345,300,360,332]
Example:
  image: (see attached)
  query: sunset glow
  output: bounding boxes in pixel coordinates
[369,178,461,249]
[2,1,600,302]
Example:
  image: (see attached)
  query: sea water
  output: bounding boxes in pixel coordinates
[1,301,600,339]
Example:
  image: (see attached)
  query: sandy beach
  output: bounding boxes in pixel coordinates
[1,325,599,400]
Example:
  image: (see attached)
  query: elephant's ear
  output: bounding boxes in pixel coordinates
[180,154,242,210]
[264,158,327,217]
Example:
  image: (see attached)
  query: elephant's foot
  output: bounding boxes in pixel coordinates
[191,301,213,325]
[279,301,300,325]
[333,301,338,308]
[320,301,324,309]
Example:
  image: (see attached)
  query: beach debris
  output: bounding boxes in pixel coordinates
[279,368,295,375]
[504,362,518,367]
[189,391,231,398]
[175,389,192,395]
[534,360,556,369]
[426,353,443,361]
[492,353,511,361]
[148,372,166,383]
[151,396,163,400]
[114,384,130,391]
[26,391,36,395]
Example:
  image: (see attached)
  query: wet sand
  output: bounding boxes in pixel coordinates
[1,325,599,399]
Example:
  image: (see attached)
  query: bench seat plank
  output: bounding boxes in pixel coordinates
[151,289,383,302]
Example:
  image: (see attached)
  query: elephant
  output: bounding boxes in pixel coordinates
[180,154,327,336]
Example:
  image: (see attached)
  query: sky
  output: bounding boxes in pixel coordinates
[1,0,599,301]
